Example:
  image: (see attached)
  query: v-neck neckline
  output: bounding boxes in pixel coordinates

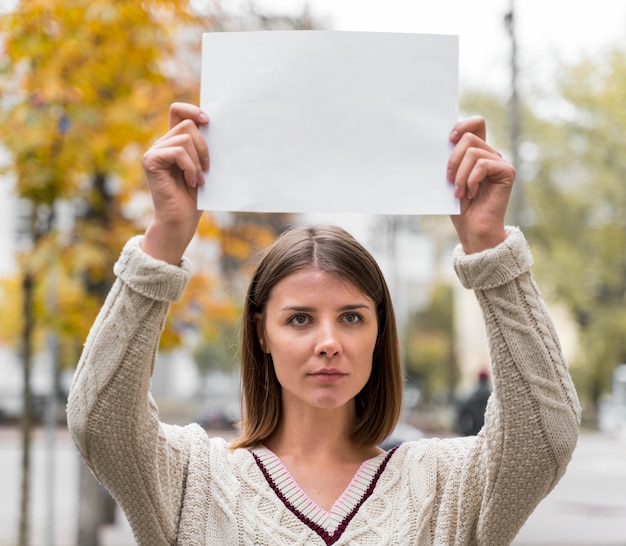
[250,444,398,545]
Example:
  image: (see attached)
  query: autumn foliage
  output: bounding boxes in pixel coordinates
[0,0,282,368]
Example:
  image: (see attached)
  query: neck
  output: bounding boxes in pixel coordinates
[265,402,380,462]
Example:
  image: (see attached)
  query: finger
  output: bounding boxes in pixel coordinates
[454,148,512,200]
[465,158,510,200]
[447,117,488,184]
[143,144,202,189]
[449,131,501,166]
[172,119,210,171]
[173,118,210,172]
[154,120,210,174]
[448,133,501,191]
[169,102,209,130]
[164,132,207,187]
[449,116,486,143]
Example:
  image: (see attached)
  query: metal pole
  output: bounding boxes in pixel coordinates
[505,0,523,227]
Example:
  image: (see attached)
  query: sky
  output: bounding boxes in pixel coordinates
[211,0,626,239]
[224,0,626,94]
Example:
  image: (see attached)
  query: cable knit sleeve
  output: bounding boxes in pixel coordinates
[439,227,581,545]
[67,236,197,545]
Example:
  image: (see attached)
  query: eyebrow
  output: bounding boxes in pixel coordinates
[280,304,373,313]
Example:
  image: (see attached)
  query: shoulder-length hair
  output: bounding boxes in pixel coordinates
[229,225,403,449]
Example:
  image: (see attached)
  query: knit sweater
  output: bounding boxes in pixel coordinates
[67,227,580,546]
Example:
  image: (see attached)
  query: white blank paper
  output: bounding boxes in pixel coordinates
[198,30,459,215]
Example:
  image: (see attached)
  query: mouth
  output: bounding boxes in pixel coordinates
[308,370,347,383]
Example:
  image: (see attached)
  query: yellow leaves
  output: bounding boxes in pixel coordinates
[163,272,240,350]
[0,211,136,363]
[83,2,118,24]
[220,217,282,262]
[0,249,102,366]
[1,0,199,206]
[188,274,238,320]
[0,276,23,346]
[0,0,291,367]
[197,213,222,239]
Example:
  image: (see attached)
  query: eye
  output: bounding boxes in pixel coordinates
[342,312,363,324]
[288,314,310,326]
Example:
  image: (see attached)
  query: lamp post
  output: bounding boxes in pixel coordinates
[505,0,523,227]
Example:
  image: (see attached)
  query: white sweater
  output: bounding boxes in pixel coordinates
[67,228,580,545]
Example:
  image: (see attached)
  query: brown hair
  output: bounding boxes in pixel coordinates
[230,225,403,449]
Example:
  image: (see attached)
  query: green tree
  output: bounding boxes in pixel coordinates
[462,47,626,423]
[525,48,626,420]
[405,283,457,404]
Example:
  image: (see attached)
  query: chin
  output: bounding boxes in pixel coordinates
[308,393,355,411]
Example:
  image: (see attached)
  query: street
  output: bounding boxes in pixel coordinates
[513,431,626,546]
[1,427,625,545]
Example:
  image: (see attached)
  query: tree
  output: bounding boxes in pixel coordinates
[0,2,209,544]
[405,282,458,404]
[0,0,202,354]
[524,48,626,420]
[461,47,626,423]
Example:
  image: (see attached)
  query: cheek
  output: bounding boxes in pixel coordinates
[266,337,303,372]
[355,340,376,376]
[269,355,300,392]
[365,332,378,360]
[362,340,377,378]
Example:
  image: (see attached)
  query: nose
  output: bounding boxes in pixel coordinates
[314,322,341,358]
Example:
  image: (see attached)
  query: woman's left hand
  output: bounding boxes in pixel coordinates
[447,116,515,254]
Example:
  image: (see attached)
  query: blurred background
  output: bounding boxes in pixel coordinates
[1,0,626,544]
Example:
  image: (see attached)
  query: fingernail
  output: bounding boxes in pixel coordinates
[198,112,209,123]
[447,169,455,182]
[196,172,205,186]
[450,130,460,142]
[454,185,462,199]
[202,157,210,171]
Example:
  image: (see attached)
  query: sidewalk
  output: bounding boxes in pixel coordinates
[1,426,137,545]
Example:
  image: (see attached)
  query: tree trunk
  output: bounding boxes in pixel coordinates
[18,272,34,546]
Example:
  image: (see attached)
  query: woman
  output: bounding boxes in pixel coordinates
[67,103,580,545]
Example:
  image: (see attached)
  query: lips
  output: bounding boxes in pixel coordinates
[309,368,345,375]
[308,369,347,382]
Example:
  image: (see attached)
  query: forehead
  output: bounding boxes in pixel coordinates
[268,267,370,304]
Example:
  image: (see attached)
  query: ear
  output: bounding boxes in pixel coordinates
[254,313,269,354]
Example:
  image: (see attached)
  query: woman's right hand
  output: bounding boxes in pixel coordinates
[141,103,210,264]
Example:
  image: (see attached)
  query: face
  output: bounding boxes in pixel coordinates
[257,267,378,415]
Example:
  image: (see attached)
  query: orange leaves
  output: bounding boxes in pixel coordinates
[1,0,198,205]
[164,272,239,350]
[197,213,222,239]
[0,0,294,370]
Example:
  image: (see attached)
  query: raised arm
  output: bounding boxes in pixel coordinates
[141,102,209,264]
[67,104,210,543]
[435,117,581,543]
